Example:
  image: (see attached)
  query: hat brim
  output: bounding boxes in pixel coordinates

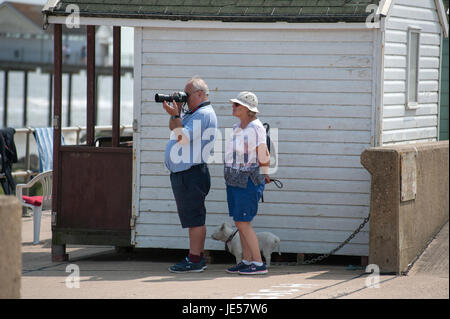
[229,98,260,113]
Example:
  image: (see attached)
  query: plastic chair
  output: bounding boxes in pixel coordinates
[16,171,53,244]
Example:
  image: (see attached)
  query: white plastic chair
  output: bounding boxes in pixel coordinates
[16,171,53,244]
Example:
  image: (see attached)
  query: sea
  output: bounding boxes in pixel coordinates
[0,69,134,159]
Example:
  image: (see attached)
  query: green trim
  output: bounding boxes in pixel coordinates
[440,37,449,140]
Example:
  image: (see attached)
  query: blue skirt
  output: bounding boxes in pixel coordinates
[226,177,265,222]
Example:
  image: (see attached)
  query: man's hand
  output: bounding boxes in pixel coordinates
[163,98,182,116]
[164,97,184,133]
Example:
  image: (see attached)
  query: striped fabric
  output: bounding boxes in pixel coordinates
[33,128,65,173]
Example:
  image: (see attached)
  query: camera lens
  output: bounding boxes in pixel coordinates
[155,94,171,102]
[154,92,188,103]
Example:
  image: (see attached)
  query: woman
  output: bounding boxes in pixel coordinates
[224,91,271,275]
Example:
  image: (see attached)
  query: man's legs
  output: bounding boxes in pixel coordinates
[189,225,206,256]
[169,165,210,272]
[169,224,207,273]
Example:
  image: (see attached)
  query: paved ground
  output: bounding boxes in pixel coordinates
[20,212,449,299]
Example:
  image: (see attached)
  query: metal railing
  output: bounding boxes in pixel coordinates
[1,125,132,182]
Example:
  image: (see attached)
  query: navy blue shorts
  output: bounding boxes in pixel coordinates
[226,177,265,222]
[170,164,211,228]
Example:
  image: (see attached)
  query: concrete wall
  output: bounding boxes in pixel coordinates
[0,196,21,298]
[361,141,449,274]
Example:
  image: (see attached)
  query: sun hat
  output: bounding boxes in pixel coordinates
[230,91,259,113]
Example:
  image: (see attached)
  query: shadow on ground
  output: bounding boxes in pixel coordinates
[22,245,367,284]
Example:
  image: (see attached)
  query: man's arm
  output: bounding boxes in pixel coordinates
[170,117,189,144]
[169,116,183,131]
[163,100,190,145]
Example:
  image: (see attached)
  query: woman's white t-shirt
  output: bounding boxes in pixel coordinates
[224,118,267,171]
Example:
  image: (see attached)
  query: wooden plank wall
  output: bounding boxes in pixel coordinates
[439,37,449,140]
[383,0,442,144]
[134,26,375,256]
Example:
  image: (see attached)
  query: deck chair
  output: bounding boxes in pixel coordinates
[14,128,63,244]
[33,127,65,173]
[16,171,52,244]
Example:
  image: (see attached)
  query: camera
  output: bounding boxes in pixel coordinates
[155,91,188,103]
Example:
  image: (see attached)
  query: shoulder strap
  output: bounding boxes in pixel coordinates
[263,122,271,153]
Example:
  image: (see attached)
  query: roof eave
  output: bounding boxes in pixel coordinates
[435,0,449,38]
[42,11,370,23]
[42,0,61,13]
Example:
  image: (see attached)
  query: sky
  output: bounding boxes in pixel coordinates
[4,0,134,55]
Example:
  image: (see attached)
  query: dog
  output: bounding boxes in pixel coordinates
[211,222,281,267]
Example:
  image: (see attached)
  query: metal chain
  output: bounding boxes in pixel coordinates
[302,214,370,265]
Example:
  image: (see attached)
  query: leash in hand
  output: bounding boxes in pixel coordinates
[261,178,283,203]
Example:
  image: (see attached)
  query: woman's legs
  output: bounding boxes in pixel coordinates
[235,221,262,263]
[237,225,252,262]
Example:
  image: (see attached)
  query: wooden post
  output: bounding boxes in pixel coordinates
[203,250,213,264]
[24,131,30,174]
[3,70,8,127]
[23,130,31,216]
[53,24,62,211]
[67,73,72,127]
[48,73,53,126]
[112,26,121,147]
[23,71,28,126]
[52,23,67,261]
[296,253,305,265]
[95,74,99,126]
[86,25,96,146]
[361,256,369,267]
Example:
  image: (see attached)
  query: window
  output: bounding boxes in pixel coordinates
[406,27,421,109]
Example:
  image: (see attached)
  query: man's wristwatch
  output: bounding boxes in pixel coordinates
[170,114,181,120]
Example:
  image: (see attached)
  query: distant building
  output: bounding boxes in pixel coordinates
[0,1,114,66]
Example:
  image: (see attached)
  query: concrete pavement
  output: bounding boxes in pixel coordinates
[20,212,449,299]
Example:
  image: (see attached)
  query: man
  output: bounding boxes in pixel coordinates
[163,77,218,273]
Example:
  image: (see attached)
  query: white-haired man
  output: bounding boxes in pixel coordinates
[163,77,218,273]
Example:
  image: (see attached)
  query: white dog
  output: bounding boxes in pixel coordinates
[211,222,281,267]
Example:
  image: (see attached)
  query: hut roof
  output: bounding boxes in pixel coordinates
[43,0,381,23]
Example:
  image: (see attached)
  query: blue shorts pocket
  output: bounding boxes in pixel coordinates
[226,178,265,222]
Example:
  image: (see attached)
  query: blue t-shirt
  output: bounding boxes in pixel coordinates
[164,103,218,173]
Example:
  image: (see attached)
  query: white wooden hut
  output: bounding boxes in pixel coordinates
[43,0,449,259]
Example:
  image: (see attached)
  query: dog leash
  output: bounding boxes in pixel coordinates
[269,178,283,189]
[261,178,283,203]
[225,229,239,253]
